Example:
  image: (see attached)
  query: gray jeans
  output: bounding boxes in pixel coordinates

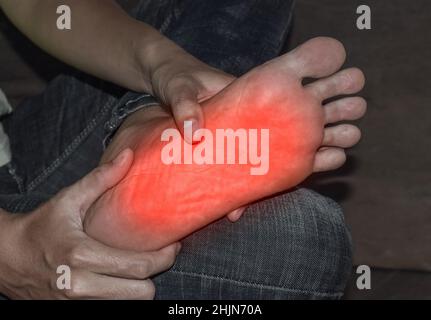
[0,0,352,299]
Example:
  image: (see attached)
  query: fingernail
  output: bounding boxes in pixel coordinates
[175,243,182,255]
[192,120,202,143]
[183,119,200,144]
[113,149,127,166]
[183,120,194,144]
[233,207,246,221]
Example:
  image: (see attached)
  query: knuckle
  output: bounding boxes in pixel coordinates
[172,96,198,113]
[67,244,91,267]
[169,73,195,89]
[91,166,107,183]
[138,258,154,277]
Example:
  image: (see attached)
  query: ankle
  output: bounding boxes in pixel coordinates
[121,104,171,130]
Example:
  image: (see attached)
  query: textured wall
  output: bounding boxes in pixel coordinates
[291,0,431,270]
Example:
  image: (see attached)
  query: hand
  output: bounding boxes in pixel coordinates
[139,44,250,222]
[226,207,247,223]
[0,149,181,299]
[139,44,249,222]
[145,49,236,142]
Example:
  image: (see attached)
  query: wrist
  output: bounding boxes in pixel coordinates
[134,32,193,94]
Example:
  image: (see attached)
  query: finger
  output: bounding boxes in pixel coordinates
[227,207,247,223]
[62,148,134,214]
[322,124,362,148]
[168,83,205,144]
[313,147,346,172]
[65,270,156,300]
[69,240,181,279]
[324,97,367,124]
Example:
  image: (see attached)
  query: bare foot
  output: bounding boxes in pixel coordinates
[85,37,366,251]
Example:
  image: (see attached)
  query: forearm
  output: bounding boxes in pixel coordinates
[0,0,186,92]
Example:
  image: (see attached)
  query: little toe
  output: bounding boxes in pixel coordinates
[322,124,362,148]
[313,147,346,172]
[324,97,367,124]
[306,68,365,101]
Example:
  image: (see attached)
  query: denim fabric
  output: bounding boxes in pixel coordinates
[0,89,12,166]
[0,0,352,299]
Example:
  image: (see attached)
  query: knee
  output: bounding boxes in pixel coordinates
[161,188,352,299]
[255,188,353,298]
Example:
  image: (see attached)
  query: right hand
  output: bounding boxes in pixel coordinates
[0,149,181,299]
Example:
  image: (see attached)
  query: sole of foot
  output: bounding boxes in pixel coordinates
[85,37,365,251]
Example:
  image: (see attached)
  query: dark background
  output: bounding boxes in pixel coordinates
[289,0,431,298]
[1,0,430,299]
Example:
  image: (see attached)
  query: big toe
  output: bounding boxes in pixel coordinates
[285,37,347,79]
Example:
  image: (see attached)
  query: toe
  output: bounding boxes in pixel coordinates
[322,124,362,148]
[306,68,365,101]
[324,97,367,124]
[286,37,346,79]
[313,147,346,172]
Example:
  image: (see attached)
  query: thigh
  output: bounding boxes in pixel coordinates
[2,74,121,199]
[154,188,353,300]
[134,0,296,76]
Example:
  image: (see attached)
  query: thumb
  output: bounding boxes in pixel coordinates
[169,84,204,144]
[227,206,247,223]
[66,148,134,215]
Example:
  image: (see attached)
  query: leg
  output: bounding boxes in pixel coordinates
[154,189,353,299]
[85,37,364,252]
[2,75,119,201]
[84,1,360,297]
[132,0,296,76]
[0,0,357,300]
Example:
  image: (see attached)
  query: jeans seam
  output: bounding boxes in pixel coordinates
[26,99,116,192]
[168,270,344,298]
[6,162,25,194]
[103,93,159,148]
[11,196,38,213]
